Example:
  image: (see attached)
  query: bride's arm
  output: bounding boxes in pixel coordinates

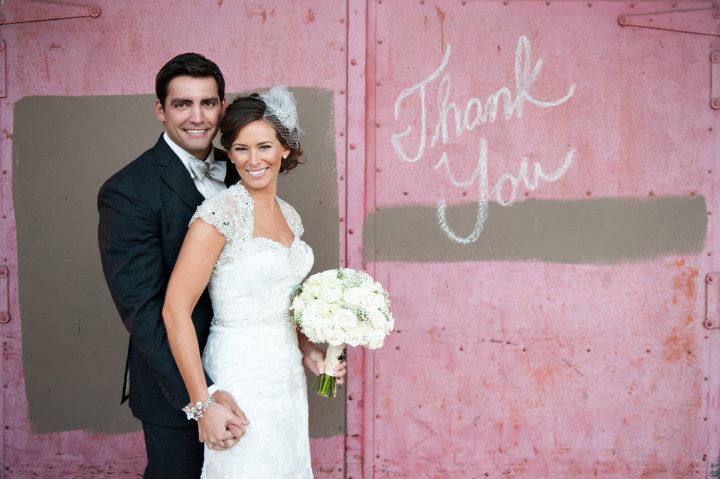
[162,220,248,447]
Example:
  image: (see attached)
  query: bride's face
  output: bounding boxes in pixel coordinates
[229,119,290,193]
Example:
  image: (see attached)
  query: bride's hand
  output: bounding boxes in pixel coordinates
[302,345,325,377]
[301,345,347,385]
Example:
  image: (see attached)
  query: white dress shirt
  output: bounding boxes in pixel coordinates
[163,132,227,199]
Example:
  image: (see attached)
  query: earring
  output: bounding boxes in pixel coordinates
[282,156,287,160]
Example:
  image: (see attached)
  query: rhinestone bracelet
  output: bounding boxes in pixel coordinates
[182,395,216,421]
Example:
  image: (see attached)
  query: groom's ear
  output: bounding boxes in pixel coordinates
[220,98,227,117]
[154,99,166,123]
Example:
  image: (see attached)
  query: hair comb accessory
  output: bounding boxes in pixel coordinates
[259,86,302,149]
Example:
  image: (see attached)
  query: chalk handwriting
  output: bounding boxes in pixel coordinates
[391,36,577,243]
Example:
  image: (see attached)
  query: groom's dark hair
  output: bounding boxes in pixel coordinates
[155,52,225,107]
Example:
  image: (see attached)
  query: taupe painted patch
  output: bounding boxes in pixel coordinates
[364,197,707,263]
[14,90,343,437]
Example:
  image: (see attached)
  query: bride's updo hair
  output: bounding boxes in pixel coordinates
[220,94,304,173]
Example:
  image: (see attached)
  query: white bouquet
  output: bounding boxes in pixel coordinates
[290,268,394,397]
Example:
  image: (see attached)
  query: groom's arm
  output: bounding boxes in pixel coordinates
[97,175,213,410]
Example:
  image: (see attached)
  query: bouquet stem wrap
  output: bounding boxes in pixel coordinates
[315,344,345,398]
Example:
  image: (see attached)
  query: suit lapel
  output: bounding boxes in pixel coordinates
[152,135,205,210]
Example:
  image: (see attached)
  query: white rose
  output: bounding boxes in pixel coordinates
[291,297,306,315]
[326,327,346,346]
[321,286,343,303]
[368,309,387,329]
[346,330,364,347]
[344,287,365,307]
[361,292,384,311]
[333,308,358,331]
[368,330,386,349]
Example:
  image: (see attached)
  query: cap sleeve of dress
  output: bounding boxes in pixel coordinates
[189,188,238,240]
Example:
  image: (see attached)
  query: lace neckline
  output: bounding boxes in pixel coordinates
[232,183,297,249]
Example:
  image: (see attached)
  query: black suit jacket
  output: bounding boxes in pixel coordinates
[98,135,239,427]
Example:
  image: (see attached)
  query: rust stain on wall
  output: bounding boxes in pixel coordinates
[662,327,695,363]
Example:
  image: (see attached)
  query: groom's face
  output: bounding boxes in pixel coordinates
[154,75,226,160]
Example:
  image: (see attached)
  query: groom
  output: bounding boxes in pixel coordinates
[98,53,243,478]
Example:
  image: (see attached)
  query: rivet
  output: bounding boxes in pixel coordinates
[339,46,344,52]
[377,39,383,44]
[348,394,354,400]
[376,122,381,128]
[0,267,7,278]
[339,89,345,95]
[339,132,344,137]
[587,1,592,6]
[395,345,400,350]
[349,143,357,150]
[714,8,720,19]
[586,191,591,196]
[376,81,382,86]
[711,51,720,64]
[711,97,720,110]
[348,228,354,234]
[0,14,5,25]
[0,41,5,52]
[350,58,358,66]
[706,320,714,327]
[0,313,9,324]
[545,1,550,4]
[376,168,381,172]
[402,191,409,196]
[340,18,345,23]
[630,2,635,7]
[672,2,677,7]
[618,14,630,26]
[339,175,344,180]
[648,191,654,196]
[89,6,101,17]
[503,0,508,4]
[378,0,382,3]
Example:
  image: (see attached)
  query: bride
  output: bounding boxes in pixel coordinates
[162,87,346,478]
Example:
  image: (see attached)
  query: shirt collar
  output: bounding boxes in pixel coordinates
[163,132,216,178]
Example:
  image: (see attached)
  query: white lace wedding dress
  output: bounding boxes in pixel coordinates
[191,183,314,478]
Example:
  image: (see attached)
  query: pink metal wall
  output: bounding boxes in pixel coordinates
[0,0,348,476]
[358,1,720,477]
[2,1,720,478]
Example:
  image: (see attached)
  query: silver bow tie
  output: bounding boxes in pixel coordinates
[188,157,224,182]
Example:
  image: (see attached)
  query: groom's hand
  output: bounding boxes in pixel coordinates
[212,390,250,445]
[198,391,249,450]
